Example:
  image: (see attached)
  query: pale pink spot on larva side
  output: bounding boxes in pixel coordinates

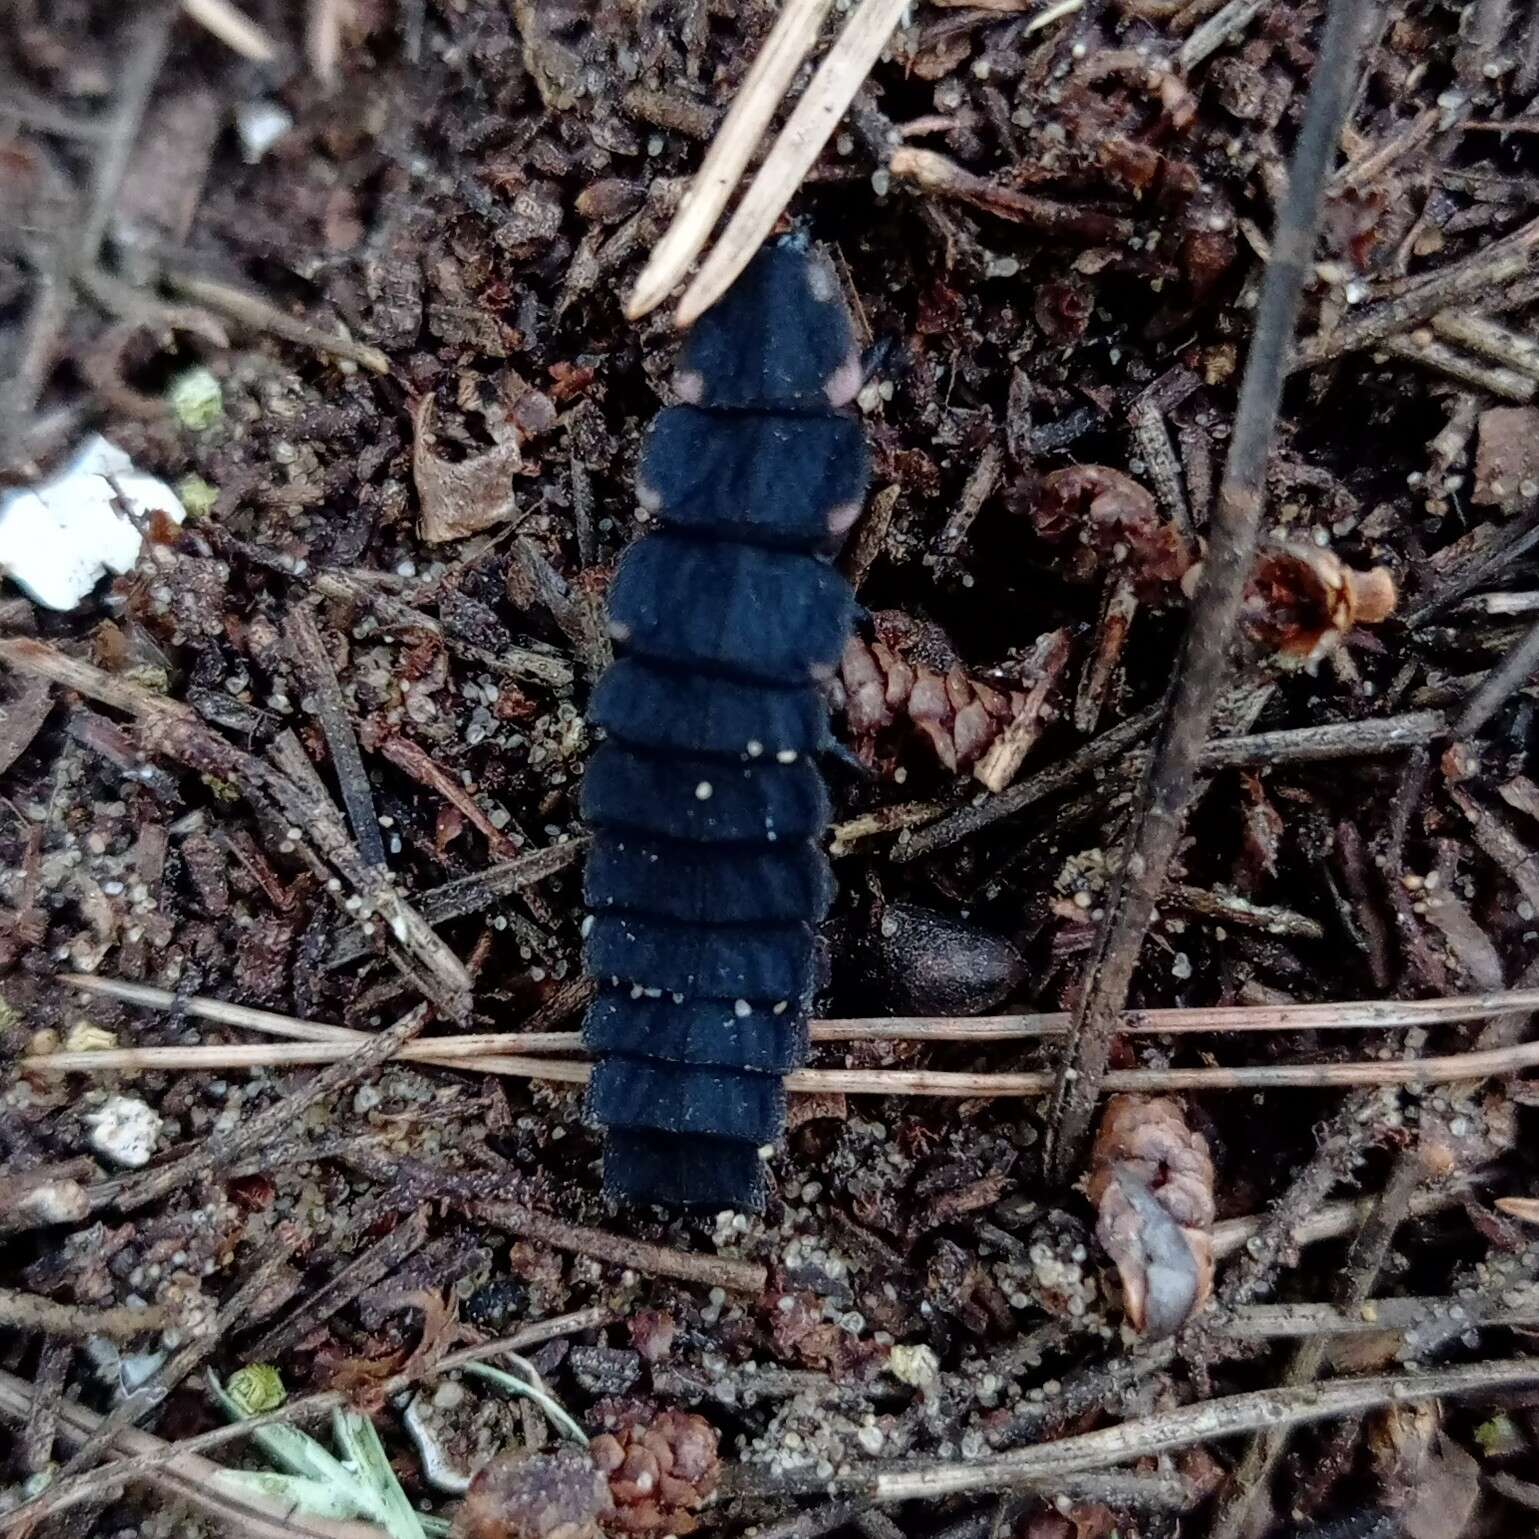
[674,368,705,402]
[827,500,863,538]
[825,353,862,407]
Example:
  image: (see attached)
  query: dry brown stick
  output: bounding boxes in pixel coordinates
[1430,310,1539,381]
[472,1202,768,1295]
[1293,216,1539,372]
[1448,785,1539,911]
[1044,0,1377,1185]
[1384,331,1536,402]
[1217,1292,1539,1340]
[165,270,390,374]
[1178,0,1274,68]
[626,0,834,319]
[37,1032,1539,1097]
[17,1340,70,1477]
[329,840,585,966]
[893,704,1163,862]
[764,1361,1539,1500]
[1404,501,1539,628]
[432,1305,615,1375]
[0,638,471,1017]
[0,1289,171,1341]
[285,606,386,869]
[89,1006,430,1213]
[889,147,1135,245]
[179,0,279,60]
[1454,613,1539,738]
[895,708,1445,863]
[678,0,912,326]
[1209,1149,1426,1539]
[245,1208,429,1362]
[1211,1177,1469,1261]
[265,728,473,1017]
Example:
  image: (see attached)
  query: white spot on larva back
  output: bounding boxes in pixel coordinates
[773,1000,788,1015]
[695,780,713,800]
[608,620,632,642]
[630,984,645,999]
[580,914,594,937]
[806,257,837,303]
[674,368,704,403]
[636,476,662,511]
[828,499,863,538]
[734,999,752,1018]
[746,739,763,758]
[776,749,798,764]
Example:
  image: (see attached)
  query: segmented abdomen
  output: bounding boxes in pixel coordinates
[580,240,867,1211]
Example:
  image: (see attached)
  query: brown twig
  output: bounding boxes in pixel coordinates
[888,147,1135,245]
[1044,0,1378,1184]
[1208,1150,1426,1538]
[759,1361,1539,1499]
[57,970,1539,1050]
[471,1203,768,1294]
[285,605,387,870]
[34,1026,1539,1097]
[164,270,390,374]
[894,708,1445,863]
[1293,217,1539,372]
[0,1289,171,1341]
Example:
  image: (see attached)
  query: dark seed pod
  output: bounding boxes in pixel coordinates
[864,901,1026,1016]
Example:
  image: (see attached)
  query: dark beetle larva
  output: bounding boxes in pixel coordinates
[580,237,869,1211]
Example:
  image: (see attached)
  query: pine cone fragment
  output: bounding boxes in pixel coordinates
[837,611,1067,785]
[588,1410,720,1536]
[1087,1095,1215,1339]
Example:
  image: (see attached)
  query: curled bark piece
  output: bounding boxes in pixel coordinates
[1030,465,1196,599]
[1088,1095,1215,1338]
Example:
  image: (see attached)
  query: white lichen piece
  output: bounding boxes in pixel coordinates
[0,436,186,611]
[84,1093,165,1168]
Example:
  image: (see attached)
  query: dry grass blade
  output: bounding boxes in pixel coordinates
[676,0,910,327]
[180,0,280,62]
[31,1022,1539,1097]
[626,0,834,319]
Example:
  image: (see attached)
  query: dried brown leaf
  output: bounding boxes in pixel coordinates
[413,395,522,544]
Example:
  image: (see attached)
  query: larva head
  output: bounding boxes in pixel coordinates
[673,238,861,412]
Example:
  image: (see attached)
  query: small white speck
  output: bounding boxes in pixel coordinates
[776,749,798,764]
[695,781,713,800]
[746,739,763,757]
[772,1001,788,1015]
[734,999,752,1018]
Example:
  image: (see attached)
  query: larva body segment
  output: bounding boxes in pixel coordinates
[581,239,868,1211]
